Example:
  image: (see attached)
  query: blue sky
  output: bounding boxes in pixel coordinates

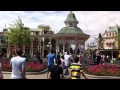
[0,11,120,46]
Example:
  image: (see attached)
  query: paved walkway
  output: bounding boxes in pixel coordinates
[3,72,97,79]
[3,72,48,79]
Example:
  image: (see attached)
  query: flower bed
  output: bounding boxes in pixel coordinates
[85,64,120,77]
[2,61,47,72]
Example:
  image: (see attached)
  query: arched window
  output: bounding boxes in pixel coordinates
[106,43,108,46]
[113,43,114,47]
[110,43,111,47]
[106,34,108,37]
[109,33,111,37]
[113,33,114,36]
[114,32,116,36]
[69,23,72,26]
[36,32,38,35]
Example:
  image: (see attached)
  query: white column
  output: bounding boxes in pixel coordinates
[63,39,65,54]
[56,39,58,53]
[57,42,60,53]
[30,38,34,57]
[23,45,25,54]
[111,51,113,60]
[75,38,78,55]
[30,42,31,56]
[7,42,10,58]
[42,38,45,58]
[49,37,52,53]
[58,45,59,52]
[15,44,17,52]
[40,39,41,57]
[38,39,40,52]
[31,42,33,57]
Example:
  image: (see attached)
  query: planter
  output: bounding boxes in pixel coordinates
[84,73,120,79]
[2,69,48,75]
[2,61,47,72]
[85,64,120,77]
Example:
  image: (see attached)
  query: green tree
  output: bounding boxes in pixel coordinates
[7,16,31,50]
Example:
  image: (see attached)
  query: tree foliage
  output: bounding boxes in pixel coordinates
[7,16,31,48]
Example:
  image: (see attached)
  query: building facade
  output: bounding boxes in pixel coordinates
[100,25,120,60]
[1,11,90,58]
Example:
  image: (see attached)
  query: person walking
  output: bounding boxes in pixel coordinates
[60,55,65,69]
[46,50,55,78]
[96,53,101,65]
[93,54,97,65]
[10,49,26,79]
[48,59,64,79]
[35,52,43,64]
[64,52,71,76]
[70,56,87,79]
[55,52,60,60]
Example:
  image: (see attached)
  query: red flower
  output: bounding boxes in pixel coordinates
[85,64,120,77]
[2,60,47,72]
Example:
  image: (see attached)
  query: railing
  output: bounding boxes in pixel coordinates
[104,47,116,49]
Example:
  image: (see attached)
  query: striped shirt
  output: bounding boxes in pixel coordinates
[70,63,84,79]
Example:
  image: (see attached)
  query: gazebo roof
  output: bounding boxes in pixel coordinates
[57,11,89,37]
[58,26,85,34]
[64,11,78,23]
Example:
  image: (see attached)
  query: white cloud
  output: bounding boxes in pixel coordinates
[0,11,120,47]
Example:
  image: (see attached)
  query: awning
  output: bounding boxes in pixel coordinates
[105,39,115,43]
[110,39,115,43]
[105,40,110,43]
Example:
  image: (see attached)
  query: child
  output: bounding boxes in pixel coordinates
[70,56,87,79]
[48,59,64,79]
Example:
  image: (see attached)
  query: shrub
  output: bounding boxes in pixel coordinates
[85,64,120,77]
[2,61,47,72]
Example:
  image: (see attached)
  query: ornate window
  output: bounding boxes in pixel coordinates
[44,30,47,34]
[70,23,72,26]
[109,33,111,37]
[106,34,108,37]
[109,43,111,47]
[113,33,114,36]
[106,43,108,46]
[113,43,114,47]
[36,32,38,35]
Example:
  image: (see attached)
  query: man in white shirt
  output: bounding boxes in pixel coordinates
[60,55,65,69]
[64,52,71,75]
[10,49,26,79]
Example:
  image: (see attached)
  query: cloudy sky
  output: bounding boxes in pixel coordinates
[0,11,120,46]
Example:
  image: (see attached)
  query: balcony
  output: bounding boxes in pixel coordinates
[104,46,117,49]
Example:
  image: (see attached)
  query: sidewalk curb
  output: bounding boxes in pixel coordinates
[84,73,120,79]
[2,69,48,75]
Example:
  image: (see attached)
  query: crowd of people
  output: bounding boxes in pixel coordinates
[92,53,110,65]
[0,48,111,79]
[46,50,88,79]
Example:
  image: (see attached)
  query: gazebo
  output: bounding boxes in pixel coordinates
[55,11,90,55]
